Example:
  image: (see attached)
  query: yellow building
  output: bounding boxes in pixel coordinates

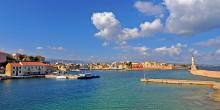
[143,61,157,67]
[6,62,48,77]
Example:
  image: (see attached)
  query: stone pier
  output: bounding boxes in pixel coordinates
[140,78,220,101]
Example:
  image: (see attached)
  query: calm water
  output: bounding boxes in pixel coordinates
[1,70,220,110]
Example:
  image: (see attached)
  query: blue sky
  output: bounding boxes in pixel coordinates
[0,0,220,64]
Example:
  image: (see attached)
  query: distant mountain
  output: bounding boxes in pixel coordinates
[46,58,90,64]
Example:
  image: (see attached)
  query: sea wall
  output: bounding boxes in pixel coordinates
[190,70,220,78]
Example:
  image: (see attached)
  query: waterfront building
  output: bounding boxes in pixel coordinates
[0,51,7,63]
[111,62,130,70]
[143,61,157,67]
[132,63,144,70]
[11,53,22,61]
[88,63,111,70]
[142,61,174,70]
[56,64,68,73]
[0,66,4,74]
[5,62,49,77]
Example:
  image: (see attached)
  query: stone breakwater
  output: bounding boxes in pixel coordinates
[141,78,220,102]
[190,70,220,78]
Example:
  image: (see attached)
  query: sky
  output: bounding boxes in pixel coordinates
[0,0,220,64]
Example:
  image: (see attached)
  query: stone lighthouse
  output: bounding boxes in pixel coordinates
[191,55,197,70]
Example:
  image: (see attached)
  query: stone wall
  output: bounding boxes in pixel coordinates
[190,70,220,78]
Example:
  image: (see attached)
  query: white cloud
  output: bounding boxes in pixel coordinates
[196,36,220,46]
[140,19,163,36]
[154,43,187,56]
[91,12,121,40]
[216,49,220,55]
[17,49,24,54]
[114,44,149,55]
[91,12,163,43]
[134,1,163,16]
[165,0,220,36]
[57,47,64,51]
[133,46,149,55]
[119,41,127,45]
[36,46,44,50]
[189,48,198,55]
[102,42,109,47]
[48,46,65,51]
[119,28,140,41]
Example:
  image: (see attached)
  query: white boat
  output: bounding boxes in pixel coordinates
[56,76,67,79]
[70,69,81,72]
[53,71,59,74]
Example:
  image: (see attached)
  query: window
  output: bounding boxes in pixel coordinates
[19,71,21,73]
[13,67,15,69]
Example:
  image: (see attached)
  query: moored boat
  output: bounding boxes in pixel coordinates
[70,69,81,72]
[56,75,67,79]
[77,73,100,79]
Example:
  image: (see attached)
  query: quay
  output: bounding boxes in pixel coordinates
[45,74,78,79]
[141,78,220,101]
[140,78,216,87]
[11,75,45,79]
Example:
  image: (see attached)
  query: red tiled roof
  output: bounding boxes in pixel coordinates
[20,62,48,66]
[8,63,21,66]
[8,62,48,66]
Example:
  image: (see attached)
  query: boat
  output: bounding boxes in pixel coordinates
[70,69,81,72]
[52,71,59,74]
[56,75,67,79]
[77,73,100,80]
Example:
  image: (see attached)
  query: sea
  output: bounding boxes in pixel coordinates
[1,67,220,110]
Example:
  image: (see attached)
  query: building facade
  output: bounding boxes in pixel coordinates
[132,63,144,70]
[0,51,7,63]
[6,62,48,77]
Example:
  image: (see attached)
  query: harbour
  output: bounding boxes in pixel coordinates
[1,70,220,110]
[0,0,220,109]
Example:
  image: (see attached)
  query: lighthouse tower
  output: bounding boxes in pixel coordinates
[191,55,197,70]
